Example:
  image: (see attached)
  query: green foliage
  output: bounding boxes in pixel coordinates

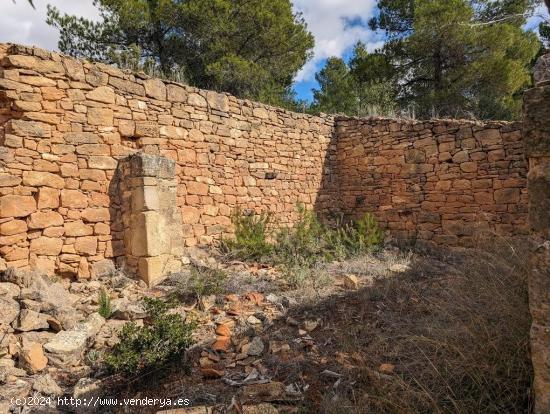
[97,288,113,319]
[221,208,273,261]
[104,297,195,376]
[541,22,550,47]
[365,0,541,120]
[274,205,328,268]
[46,0,313,106]
[186,264,227,299]
[325,214,385,258]
[311,44,397,117]
[223,205,384,286]
[311,57,358,115]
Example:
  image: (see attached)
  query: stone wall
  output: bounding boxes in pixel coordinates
[0,43,335,278]
[0,43,529,279]
[334,117,528,246]
[523,53,550,414]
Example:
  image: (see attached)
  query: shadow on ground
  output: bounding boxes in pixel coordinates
[83,241,532,414]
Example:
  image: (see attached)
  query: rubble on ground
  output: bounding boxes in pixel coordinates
[0,248,411,413]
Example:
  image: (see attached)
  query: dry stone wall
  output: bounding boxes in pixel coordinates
[0,43,335,278]
[334,117,528,246]
[0,42,530,279]
[523,53,550,414]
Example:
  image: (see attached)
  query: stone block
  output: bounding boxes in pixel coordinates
[494,188,520,204]
[127,153,175,178]
[0,220,27,236]
[8,119,51,137]
[81,208,110,223]
[60,190,88,208]
[167,84,186,102]
[86,86,115,104]
[29,237,62,256]
[188,93,207,107]
[22,171,64,189]
[36,188,60,209]
[137,255,170,286]
[132,186,160,211]
[144,78,166,100]
[130,211,169,257]
[27,211,64,229]
[1,195,36,218]
[64,221,93,237]
[87,107,113,126]
[74,236,98,256]
[207,91,229,112]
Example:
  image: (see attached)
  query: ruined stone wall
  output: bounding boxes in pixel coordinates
[0,43,335,277]
[334,117,528,246]
[0,43,530,278]
[523,53,550,414]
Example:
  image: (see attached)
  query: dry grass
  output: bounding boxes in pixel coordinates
[283,237,533,413]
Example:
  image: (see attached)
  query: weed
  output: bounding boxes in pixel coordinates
[97,288,113,319]
[104,297,195,376]
[190,265,227,298]
[222,205,384,287]
[221,207,273,261]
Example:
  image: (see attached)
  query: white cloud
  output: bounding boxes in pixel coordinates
[293,0,383,82]
[525,3,550,30]
[0,0,100,52]
[1,0,384,84]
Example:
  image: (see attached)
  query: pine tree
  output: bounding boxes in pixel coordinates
[369,0,541,119]
[46,0,314,108]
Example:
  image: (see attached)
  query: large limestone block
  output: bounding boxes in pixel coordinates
[132,186,160,212]
[29,237,62,256]
[27,211,63,229]
[137,255,170,287]
[130,211,169,257]
[43,330,88,366]
[128,153,175,178]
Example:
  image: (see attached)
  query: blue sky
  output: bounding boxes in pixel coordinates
[1,0,548,102]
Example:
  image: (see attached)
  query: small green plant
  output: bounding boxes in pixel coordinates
[221,207,273,261]
[326,213,384,257]
[188,264,227,299]
[222,206,384,286]
[104,297,195,376]
[274,204,327,268]
[97,288,113,319]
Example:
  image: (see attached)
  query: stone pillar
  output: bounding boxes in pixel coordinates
[523,53,550,413]
[118,153,185,286]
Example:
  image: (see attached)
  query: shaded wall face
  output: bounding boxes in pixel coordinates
[523,53,550,414]
[0,43,335,277]
[334,118,528,246]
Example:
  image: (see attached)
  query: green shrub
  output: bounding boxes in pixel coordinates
[222,206,384,286]
[325,213,384,258]
[274,205,327,268]
[220,207,273,261]
[185,264,227,300]
[97,288,112,319]
[104,297,195,376]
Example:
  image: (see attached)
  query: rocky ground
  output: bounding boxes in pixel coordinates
[2,242,529,414]
[0,246,411,413]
